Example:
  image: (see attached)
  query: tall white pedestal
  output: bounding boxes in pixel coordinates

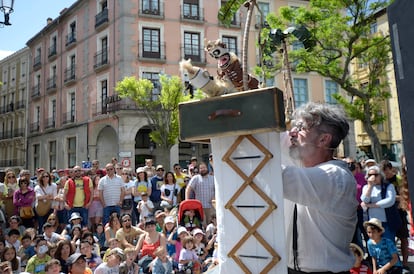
[211,132,286,274]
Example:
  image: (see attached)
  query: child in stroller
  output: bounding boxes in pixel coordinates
[178,200,204,232]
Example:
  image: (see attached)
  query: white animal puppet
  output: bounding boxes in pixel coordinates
[179,59,236,97]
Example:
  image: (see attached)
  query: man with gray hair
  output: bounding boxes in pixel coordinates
[282,102,357,274]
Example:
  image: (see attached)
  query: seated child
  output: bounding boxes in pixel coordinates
[364,218,402,274]
[102,238,121,262]
[119,247,139,274]
[151,246,173,274]
[349,243,372,274]
[181,209,201,232]
[179,236,201,274]
[17,233,36,269]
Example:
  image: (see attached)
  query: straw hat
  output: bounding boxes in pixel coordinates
[363,218,384,233]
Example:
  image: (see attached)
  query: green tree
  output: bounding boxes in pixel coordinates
[115,74,190,169]
[266,0,392,161]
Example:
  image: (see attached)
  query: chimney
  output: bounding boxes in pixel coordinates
[47,17,53,25]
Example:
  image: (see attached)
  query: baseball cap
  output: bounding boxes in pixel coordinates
[192,228,205,236]
[156,165,164,171]
[67,253,86,265]
[177,226,188,235]
[109,247,125,260]
[164,215,175,224]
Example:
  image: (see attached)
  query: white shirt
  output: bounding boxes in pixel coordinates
[98,175,123,206]
[34,183,58,207]
[282,159,358,272]
[360,183,396,222]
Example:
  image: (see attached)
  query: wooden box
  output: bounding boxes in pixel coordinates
[179,87,286,142]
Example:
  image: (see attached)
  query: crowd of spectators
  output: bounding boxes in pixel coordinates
[0,156,217,274]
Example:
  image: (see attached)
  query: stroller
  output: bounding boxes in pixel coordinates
[178,199,204,232]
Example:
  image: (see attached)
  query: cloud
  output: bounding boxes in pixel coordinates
[0,50,15,61]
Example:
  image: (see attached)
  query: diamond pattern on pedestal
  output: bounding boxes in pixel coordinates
[222,135,280,274]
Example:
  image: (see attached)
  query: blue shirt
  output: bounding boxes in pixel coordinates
[367,237,402,268]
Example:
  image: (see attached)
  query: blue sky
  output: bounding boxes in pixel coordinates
[0,0,76,60]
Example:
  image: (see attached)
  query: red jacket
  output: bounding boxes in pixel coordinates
[66,177,91,208]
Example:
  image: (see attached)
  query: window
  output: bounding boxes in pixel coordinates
[52,99,56,125]
[293,78,309,107]
[370,21,377,34]
[101,79,108,113]
[66,21,77,46]
[49,141,57,170]
[49,36,57,57]
[377,110,384,132]
[183,0,199,19]
[258,2,270,17]
[222,36,238,55]
[100,0,107,10]
[70,93,75,122]
[33,144,40,171]
[184,32,201,62]
[142,72,160,101]
[142,28,160,58]
[67,137,76,168]
[325,80,338,104]
[257,2,270,26]
[142,0,159,13]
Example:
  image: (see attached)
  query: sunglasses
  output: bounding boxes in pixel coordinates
[8,176,16,178]
[368,173,379,176]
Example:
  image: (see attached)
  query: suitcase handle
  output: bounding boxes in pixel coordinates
[208,109,242,120]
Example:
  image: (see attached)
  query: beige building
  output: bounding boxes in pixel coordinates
[0,47,30,172]
[6,0,395,172]
[350,8,403,162]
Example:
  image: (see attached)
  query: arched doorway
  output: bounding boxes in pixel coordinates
[135,126,154,169]
[96,126,118,165]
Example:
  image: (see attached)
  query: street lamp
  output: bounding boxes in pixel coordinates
[269,25,315,122]
[0,0,14,27]
[149,141,155,154]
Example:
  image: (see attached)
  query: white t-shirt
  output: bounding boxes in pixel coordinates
[160,184,179,206]
[138,200,154,221]
[98,175,123,206]
[123,180,135,199]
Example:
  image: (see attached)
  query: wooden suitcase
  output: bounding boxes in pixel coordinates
[179,87,286,142]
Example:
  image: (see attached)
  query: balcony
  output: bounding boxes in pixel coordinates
[1,130,12,139]
[64,66,76,85]
[66,32,77,48]
[181,7,204,23]
[95,8,109,30]
[48,44,57,60]
[31,84,41,98]
[45,117,56,129]
[139,2,164,18]
[6,103,14,113]
[62,112,75,124]
[13,128,25,137]
[92,96,140,116]
[94,49,109,71]
[181,46,206,64]
[30,121,40,133]
[15,100,25,110]
[138,42,166,62]
[47,76,57,93]
[0,159,25,167]
[33,55,41,70]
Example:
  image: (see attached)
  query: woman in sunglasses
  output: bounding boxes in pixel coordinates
[4,170,19,219]
[13,178,36,228]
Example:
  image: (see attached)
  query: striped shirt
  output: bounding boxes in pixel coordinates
[98,175,123,206]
